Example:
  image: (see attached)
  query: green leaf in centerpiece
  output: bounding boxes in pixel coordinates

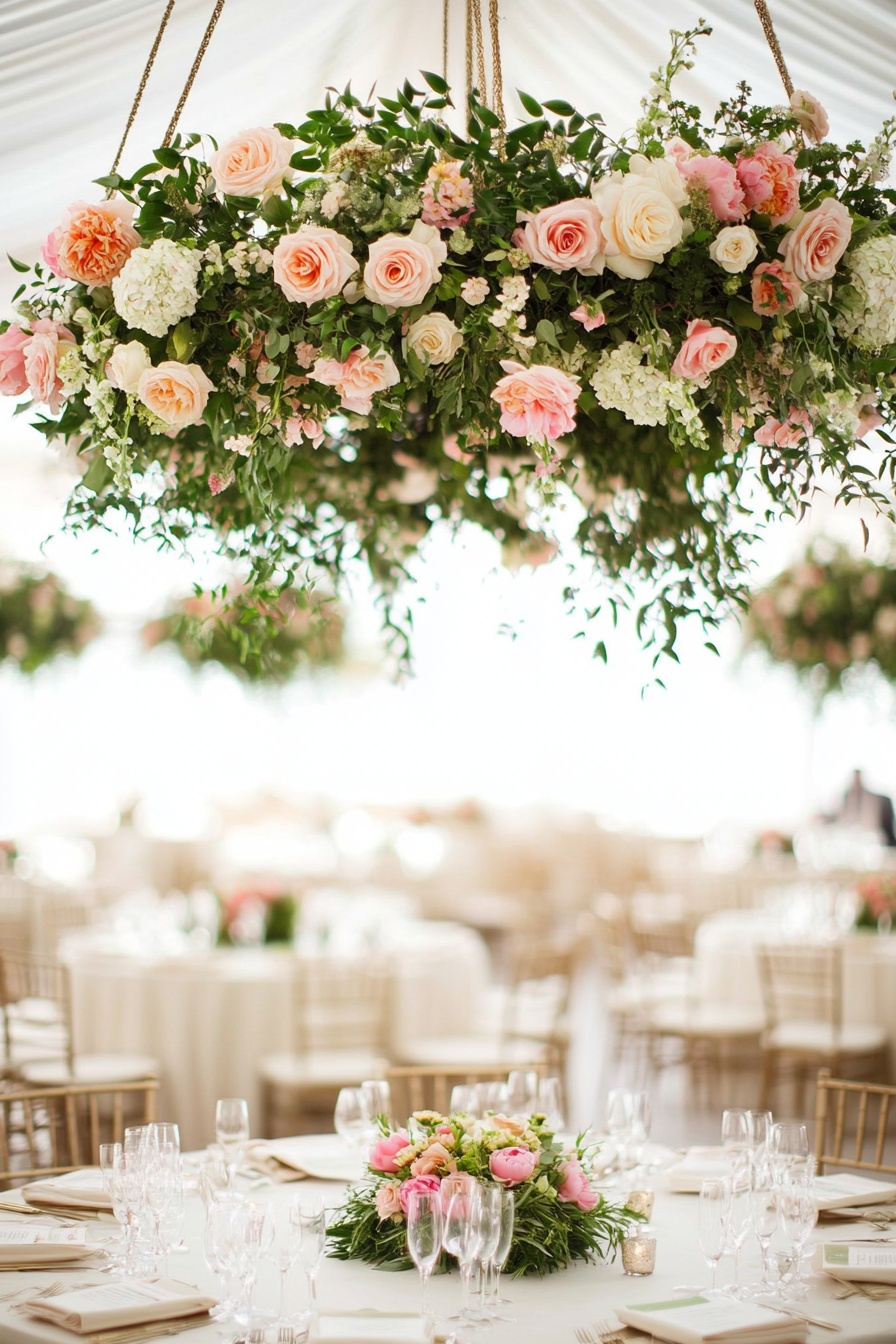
[726,297,762,330]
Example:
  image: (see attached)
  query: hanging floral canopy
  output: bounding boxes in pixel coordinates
[2,14,895,666]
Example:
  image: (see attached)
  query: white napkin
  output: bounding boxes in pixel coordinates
[22,1169,111,1210]
[263,1136,364,1182]
[317,1315,429,1344]
[22,1277,216,1334]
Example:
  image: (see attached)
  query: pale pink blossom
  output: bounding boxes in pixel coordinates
[0,325,31,396]
[208,471,233,494]
[374,1183,403,1220]
[410,1142,456,1177]
[310,344,400,415]
[460,276,489,306]
[294,341,317,369]
[778,198,852,283]
[751,260,802,315]
[517,198,606,274]
[421,160,474,230]
[137,360,214,427]
[790,90,829,145]
[736,143,801,226]
[209,127,293,200]
[570,303,606,332]
[443,433,474,463]
[22,320,76,412]
[284,416,324,448]
[557,1158,598,1211]
[363,220,447,308]
[398,1174,441,1216]
[491,361,580,441]
[670,319,737,385]
[679,154,745,222]
[272,225,358,305]
[40,230,63,277]
[224,434,254,456]
[754,406,813,448]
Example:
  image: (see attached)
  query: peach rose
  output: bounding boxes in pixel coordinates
[671,319,737,385]
[491,360,580,441]
[517,198,605,275]
[557,1158,598,1211]
[363,220,447,307]
[273,225,358,305]
[23,320,76,413]
[375,1182,403,1220]
[137,360,214,428]
[488,1146,538,1186]
[0,325,30,396]
[310,344,400,415]
[778,198,852,283]
[750,260,802,315]
[736,143,801,226]
[410,1142,456,1177]
[679,154,745,222]
[209,127,293,199]
[591,171,684,279]
[52,199,141,286]
[790,90,829,146]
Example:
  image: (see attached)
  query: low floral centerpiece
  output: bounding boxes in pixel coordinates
[216,883,299,945]
[327,1108,637,1276]
[0,563,100,674]
[854,873,896,930]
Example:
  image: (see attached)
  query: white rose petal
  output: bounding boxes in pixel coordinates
[407,312,464,367]
[708,225,760,274]
[105,341,151,394]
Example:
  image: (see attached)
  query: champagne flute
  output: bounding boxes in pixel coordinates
[297,1197,327,1315]
[485,1187,515,1317]
[747,1110,772,1162]
[215,1098,250,1187]
[780,1169,816,1301]
[442,1184,483,1324]
[697,1178,727,1296]
[474,1185,502,1320]
[628,1091,651,1177]
[272,1196,303,1326]
[721,1108,749,1157]
[406,1189,442,1329]
[605,1088,631,1182]
[750,1163,779,1298]
[723,1161,752,1299]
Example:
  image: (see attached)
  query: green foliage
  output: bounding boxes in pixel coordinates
[0,564,100,674]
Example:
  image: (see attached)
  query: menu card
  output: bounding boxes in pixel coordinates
[617,1296,807,1343]
[22,1278,216,1334]
[816,1241,896,1284]
[814,1173,896,1211]
[22,1168,111,1210]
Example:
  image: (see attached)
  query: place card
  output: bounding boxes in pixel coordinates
[617,1295,807,1343]
[0,1222,92,1265]
[816,1240,896,1284]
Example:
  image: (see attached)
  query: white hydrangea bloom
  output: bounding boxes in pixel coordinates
[590,341,672,427]
[112,239,202,338]
[836,235,896,350]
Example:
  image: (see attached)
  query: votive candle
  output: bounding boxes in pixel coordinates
[625,1190,655,1220]
[621,1232,656,1276]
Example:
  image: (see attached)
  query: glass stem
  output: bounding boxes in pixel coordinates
[734,1243,741,1295]
[420,1268,429,1323]
[711,1259,718,1293]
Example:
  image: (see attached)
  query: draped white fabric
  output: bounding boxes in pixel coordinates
[1,0,894,299]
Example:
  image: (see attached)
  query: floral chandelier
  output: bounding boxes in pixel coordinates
[2,1,895,668]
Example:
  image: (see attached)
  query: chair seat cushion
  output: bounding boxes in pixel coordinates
[648,1001,765,1038]
[258,1050,384,1089]
[763,1021,888,1054]
[20,1054,159,1086]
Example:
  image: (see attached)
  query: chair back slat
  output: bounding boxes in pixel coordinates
[756,944,841,1031]
[814,1069,896,1175]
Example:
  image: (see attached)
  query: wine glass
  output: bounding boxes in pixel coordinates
[768,1122,809,1177]
[360,1079,391,1129]
[605,1088,632,1180]
[538,1077,566,1132]
[750,1162,779,1297]
[449,1085,478,1116]
[506,1070,540,1117]
[476,1081,510,1116]
[334,1087,369,1148]
[723,1161,752,1299]
[215,1098,250,1186]
[721,1108,750,1156]
[484,1187,515,1317]
[628,1091,651,1176]
[296,1197,327,1315]
[442,1183,483,1323]
[747,1110,772,1159]
[406,1189,442,1329]
[150,1122,181,1155]
[697,1178,727,1296]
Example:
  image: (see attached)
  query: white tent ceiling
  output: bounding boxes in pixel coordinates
[1,0,894,304]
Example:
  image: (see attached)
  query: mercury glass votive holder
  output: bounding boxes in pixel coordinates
[621,1232,657,1276]
[625,1190,655,1220]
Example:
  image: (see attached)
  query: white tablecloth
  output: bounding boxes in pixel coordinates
[62,922,490,1149]
[694,910,896,1072]
[0,1159,893,1343]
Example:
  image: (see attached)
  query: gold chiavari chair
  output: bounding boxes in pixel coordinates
[814,1069,896,1177]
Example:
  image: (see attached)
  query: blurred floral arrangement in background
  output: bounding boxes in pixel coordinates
[854,872,896,930]
[0,563,101,674]
[216,881,299,945]
[744,544,896,697]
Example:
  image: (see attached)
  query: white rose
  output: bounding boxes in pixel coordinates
[591,171,684,279]
[708,225,760,274]
[628,153,688,210]
[406,312,464,366]
[105,341,151,394]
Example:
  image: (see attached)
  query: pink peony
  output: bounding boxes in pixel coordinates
[736,143,801,227]
[491,361,580,441]
[374,1183,403,1220]
[671,319,737,385]
[751,260,803,316]
[517,199,605,275]
[421,160,474,231]
[790,90,829,146]
[0,325,31,396]
[272,225,358,305]
[53,198,141,286]
[363,220,447,308]
[488,1146,538,1186]
[369,1131,410,1174]
[754,406,813,448]
[778,198,852,284]
[570,303,606,332]
[557,1158,598,1211]
[398,1174,441,1217]
[310,344,400,416]
[679,155,745,222]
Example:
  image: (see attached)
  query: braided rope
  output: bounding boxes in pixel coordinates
[162,0,226,146]
[106,0,176,190]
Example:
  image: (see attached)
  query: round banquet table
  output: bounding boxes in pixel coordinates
[0,1153,893,1343]
[694,909,896,1073]
[61,921,490,1149]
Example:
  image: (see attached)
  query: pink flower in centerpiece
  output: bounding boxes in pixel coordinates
[488,1146,538,1186]
[273,225,358,305]
[678,155,745,222]
[443,433,474,463]
[40,230,63,277]
[208,471,233,495]
[750,260,802,316]
[0,325,31,396]
[790,90,829,145]
[421,160,474,231]
[557,1158,598,1211]
[460,276,489,306]
[440,1172,477,1212]
[670,320,737,385]
[374,1183,403,1220]
[754,406,813,448]
[22,319,77,413]
[398,1174,442,1217]
[570,303,606,332]
[209,127,293,200]
[410,1142,456,1177]
[491,361,580,440]
[51,199,141,286]
[736,143,801,226]
[778,198,852,284]
[310,345,400,416]
[363,220,447,308]
[516,198,606,274]
[369,1131,410,1174]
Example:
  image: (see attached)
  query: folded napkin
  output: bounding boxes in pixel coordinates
[0,1223,93,1265]
[815,1240,896,1285]
[317,1312,429,1344]
[617,1295,807,1344]
[262,1136,364,1182]
[663,1148,732,1194]
[814,1174,896,1212]
[22,1277,216,1335]
[22,1169,112,1211]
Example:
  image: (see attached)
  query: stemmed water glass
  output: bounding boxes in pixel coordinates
[747,1110,772,1163]
[296,1197,327,1318]
[235,1204,274,1329]
[361,1079,391,1128]
[538,1077,566,1132]
[605,1089,631,1182]
[98,1143,124,1270]
[506,1070,540,1117]
[750,1162,779,1297]
[334,1087,370,1148]
[780,1166,817,1301]
[723,1160,752,1299]
[483,1187,515,1318]
[406,1189,442,1330]
[205,1194,248,1322]
[449,1085,478,1116]
[697,1178,727,1296]
[721,1109,750,1157]
[215,1098,250,1187]
[768,1122,809,1177]
[443,1183,483,1324]
[628,1091,651,1178]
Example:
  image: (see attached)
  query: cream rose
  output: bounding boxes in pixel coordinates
[591,171,684,279]
[708,225,759,274]
[406,312,463,366]
[273,225,358,305]
[105,341,151,394]
[209,127,293,199]
[628,152,689,210]
[137,360,214,427]
[779,198,852,284]
[363,220,447,307]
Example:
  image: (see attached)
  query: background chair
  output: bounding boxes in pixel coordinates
[757,944,889,1112]
[814,1069,896,1177]
[0,1078,158,1187]
[385,1063,546,1120]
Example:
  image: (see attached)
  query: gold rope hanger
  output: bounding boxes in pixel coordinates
[106,0,176,191]
[162,0,227,146]
[753,0,795,100]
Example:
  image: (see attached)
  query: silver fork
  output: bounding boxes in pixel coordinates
[0,1277,63,1303]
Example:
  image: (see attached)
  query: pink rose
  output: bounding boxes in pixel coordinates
[736,144,801,226]
[0,325,31,396]
[310,344,400,415]
[22,320,76,413]
[679,155,745,222]
[398,1174,441,1217]
[570,304,606,332]
[754,406,813,448]
[751,260,803,316]
[136,360,214,428]
[363,220,447,307]
[518,199,605,274]
[410,1142,456,1177]
[209,127,293,199]
[374,1182,403,1220]
[273,225,358,305]
[40,230,63,277]
[369,1131,410,1174]
[53,199,141,286]
[557,1158,598,1212]
[489,1146,538,1186]
[491,361,580,441]
[790,90,829,146]
[778,198,852,284]
[670,319,737,385]
[443,433,474,463]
